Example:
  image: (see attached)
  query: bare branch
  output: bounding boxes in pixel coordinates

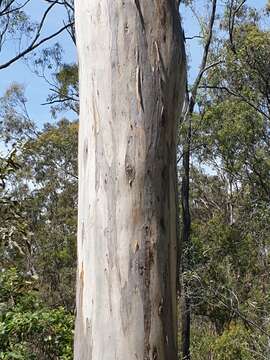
[199,85,270,120]
[228,0,247,52]
[188,0,217,113]
[185,35,203,40]
[0,21,74,70]
[0,1,74,70]
[45,0,74,11]
[0,0,31,17]
[0,0,16,16]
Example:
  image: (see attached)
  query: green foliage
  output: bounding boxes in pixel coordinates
[1,119,78,309]
[190,322,216,360]
[0,268,74,360]
[190,321,267,360]
[56,64,78,98]
[0,79,77,358]
[180,2,270,358]
[47,64,79,116]
[212,323,263,360]
[0,83,36,144]
[0,2,77,359]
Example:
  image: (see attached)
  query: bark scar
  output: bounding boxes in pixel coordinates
[154,40,166,79]
[136,66,144,112]
[134,0,145,30]
[125,163,136,186]
[154,41,161,65]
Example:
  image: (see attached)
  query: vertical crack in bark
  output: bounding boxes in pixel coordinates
[152,345,158,360]
[154,41,161,66]
[134,0,145,30]
[143,223,154,360]
[81,222,85,247]
[92,89,101,192]
[79,263,84,310]
[136,65,145,113]
[125,136,136,186]
[75,263,93,359]
[154,40,167,82]
[83,139,89,169]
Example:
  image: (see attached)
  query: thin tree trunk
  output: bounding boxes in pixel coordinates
[181,111,191,360]
[179,1,217,357]
[74,1,186,359]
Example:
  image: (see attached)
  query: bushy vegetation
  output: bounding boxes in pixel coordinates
[0,269,74,360]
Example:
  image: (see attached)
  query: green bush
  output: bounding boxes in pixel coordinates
[0,268,74,360]
[213,324,253,359]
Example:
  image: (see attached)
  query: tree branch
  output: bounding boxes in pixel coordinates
[0,1,74,70]
[228,0,247,52]
[0,22,74,70]
[189,0,217,113]
[199,85,270,120]
[0,0,31,17]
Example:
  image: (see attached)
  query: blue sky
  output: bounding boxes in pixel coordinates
[0,1,76,127]
[181,0,267,83]
[0,0,267,129]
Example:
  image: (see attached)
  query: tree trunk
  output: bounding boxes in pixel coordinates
[74,1,186,359]
[181,111,191,360]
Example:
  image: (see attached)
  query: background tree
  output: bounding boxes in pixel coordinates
[0,1,77,359]
[179,1,270,358]
[0,82,77,358]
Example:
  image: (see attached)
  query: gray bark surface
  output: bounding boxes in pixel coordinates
[74,1,186,359]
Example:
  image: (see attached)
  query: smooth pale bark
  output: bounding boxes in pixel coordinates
[74,1,186,359]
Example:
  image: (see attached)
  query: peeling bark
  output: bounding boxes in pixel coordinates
[74,1,186,359]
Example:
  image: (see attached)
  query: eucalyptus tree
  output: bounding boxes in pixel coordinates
[74,1,186,359]
[181,2,270,358]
